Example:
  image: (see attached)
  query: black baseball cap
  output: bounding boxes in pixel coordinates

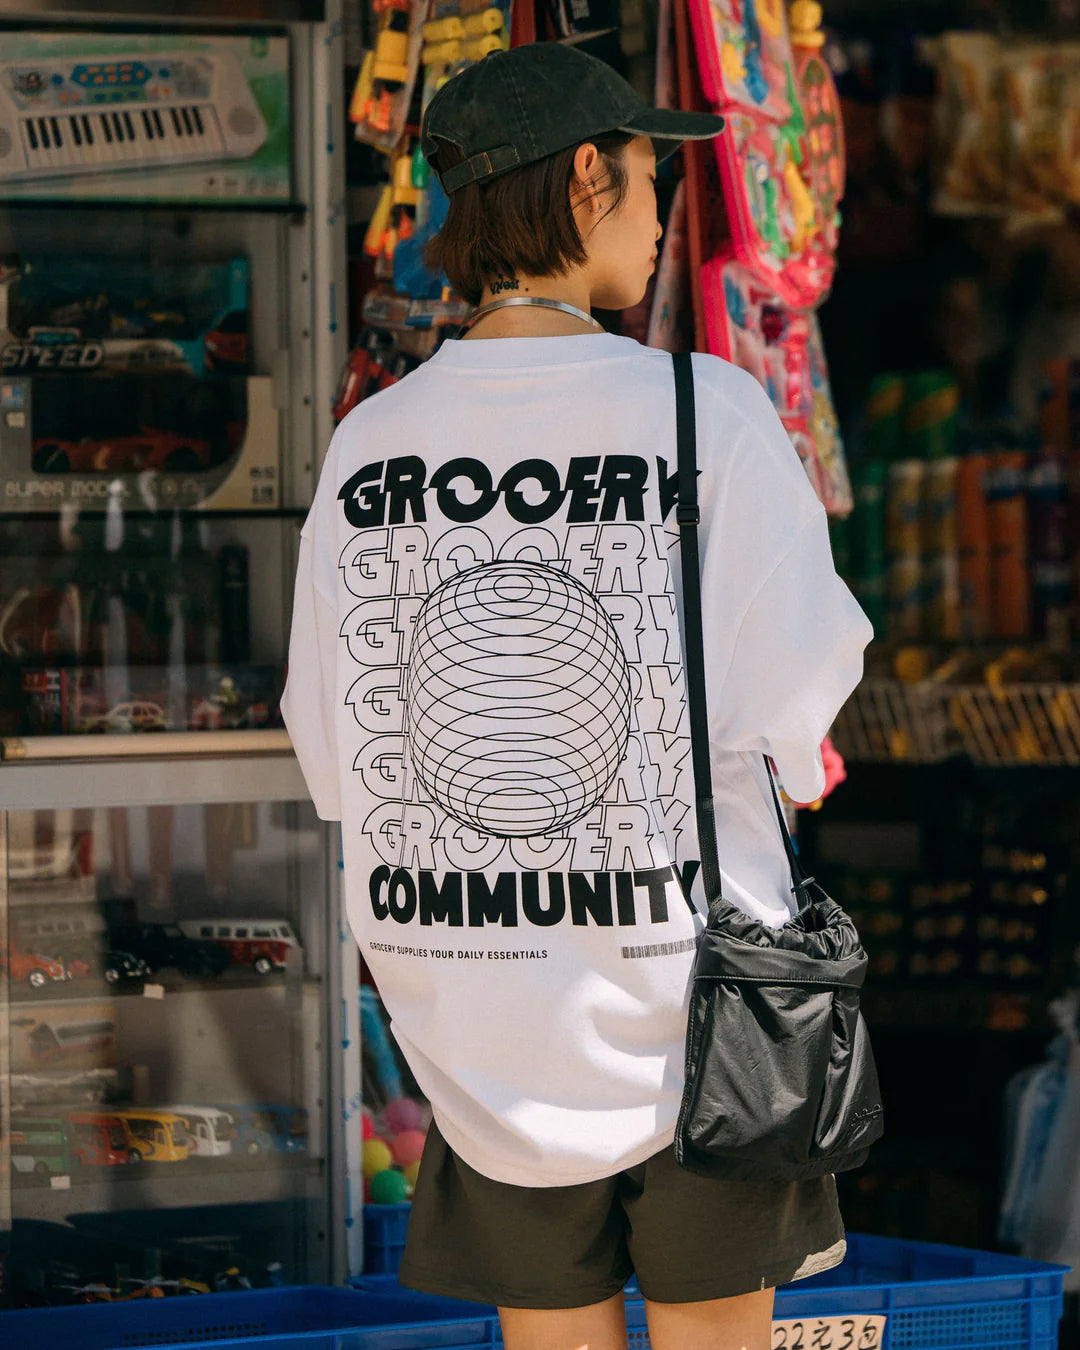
[421,42,725,195]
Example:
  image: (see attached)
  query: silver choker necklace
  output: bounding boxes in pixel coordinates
[458,295,604,335]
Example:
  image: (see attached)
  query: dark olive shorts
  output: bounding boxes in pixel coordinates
[397,1119,847,1309]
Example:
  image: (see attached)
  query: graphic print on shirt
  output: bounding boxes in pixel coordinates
[338,454,699,938]
[407,560,632,837]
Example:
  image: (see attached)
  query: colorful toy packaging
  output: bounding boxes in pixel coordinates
[350,0,428,152]
[686,0,852,515]
[688,0,794,121]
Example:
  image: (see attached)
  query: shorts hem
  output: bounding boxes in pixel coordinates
[398,1233,846,1310]
[636,1233,847,1304]
[397,1260,634,1311]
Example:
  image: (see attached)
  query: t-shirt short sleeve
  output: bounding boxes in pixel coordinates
[695,360,873,805]
[710,513,871,803]
[281,437,345,822]
[281,536,342,820]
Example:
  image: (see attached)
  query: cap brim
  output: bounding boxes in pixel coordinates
[619,106,725,148]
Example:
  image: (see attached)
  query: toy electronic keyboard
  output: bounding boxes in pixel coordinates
[0,51,267,182]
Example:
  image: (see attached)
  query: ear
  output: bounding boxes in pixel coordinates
[571,142,601,196]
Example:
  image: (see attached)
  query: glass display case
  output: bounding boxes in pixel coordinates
[0,0,358,1308]
[0,760,337,1299]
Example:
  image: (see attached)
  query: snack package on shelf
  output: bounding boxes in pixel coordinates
[1001,44,1080,224]
[932,31,1008,218]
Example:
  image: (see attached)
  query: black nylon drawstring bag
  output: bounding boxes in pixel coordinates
[670,351,885,1181]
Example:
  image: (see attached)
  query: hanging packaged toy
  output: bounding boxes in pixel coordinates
[686,0,794,120]
[349,0,428,152]
[805,312,851,515]
[706,3,841,309]
[375,0,513,304]
[789,1,844,262]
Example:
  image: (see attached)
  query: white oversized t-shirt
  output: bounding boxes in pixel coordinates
[282,333,872,1187]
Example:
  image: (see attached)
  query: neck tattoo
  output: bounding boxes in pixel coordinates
[489,275,521,295]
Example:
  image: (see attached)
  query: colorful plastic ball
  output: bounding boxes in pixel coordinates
[390,1129,427,1166]
[384,1097,424,1132]
[402,1160,421,1193]
[362,1138,393,1179]
[369,1167,411,1205]
[361,1113,375,1141]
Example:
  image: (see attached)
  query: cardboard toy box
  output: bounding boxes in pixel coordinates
[0,254,279,511]
[0,255,250,380]
[1,372,279,511]
[21,663,285,736]
[10,1002,118,1072]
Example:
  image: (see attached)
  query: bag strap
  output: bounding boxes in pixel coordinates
[672,352,812,912]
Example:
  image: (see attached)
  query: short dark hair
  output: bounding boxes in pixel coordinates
[426,133,634,306]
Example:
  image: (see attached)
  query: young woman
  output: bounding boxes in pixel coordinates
[283,41,872,1350]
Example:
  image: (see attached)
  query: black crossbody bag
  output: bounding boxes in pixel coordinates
[670,351,885,1181]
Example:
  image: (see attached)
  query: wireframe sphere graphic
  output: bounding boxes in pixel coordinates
[406,560,631,837]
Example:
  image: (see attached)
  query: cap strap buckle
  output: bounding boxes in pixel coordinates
[440,143,521,193]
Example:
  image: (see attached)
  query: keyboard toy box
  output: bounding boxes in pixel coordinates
[0,31,290,204]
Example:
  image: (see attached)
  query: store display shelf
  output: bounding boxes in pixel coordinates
[9,971,323,1008]
[831,677,955,765]
[11,1155,325,1222]
[862,984,1044,1033]
[0,509,307,524]
[0,198,310,217]
[832,679,1080,768]
[0,743,307,808]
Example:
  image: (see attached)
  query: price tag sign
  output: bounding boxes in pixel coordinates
[772,1315,887,1350]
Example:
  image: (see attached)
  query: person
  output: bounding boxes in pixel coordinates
[282,41,872,1350]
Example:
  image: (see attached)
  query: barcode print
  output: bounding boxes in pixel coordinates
[621,937,699,960]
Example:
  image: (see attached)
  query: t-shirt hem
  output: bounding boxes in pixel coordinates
[432,1108,678,1188]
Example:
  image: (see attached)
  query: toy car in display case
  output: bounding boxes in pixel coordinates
[59,946,149,988]
[65,1112,139,1167]
[77,701,168,734]
[219,1103,307,1156]
[106,1109,190,1162]
[203,310,249,372]
[177,919,297,975]
[105,921,231,978]
[9,1114,72,1177]
[163,1105,234,1157]
[31,427,211,474]
[1,937,68,991]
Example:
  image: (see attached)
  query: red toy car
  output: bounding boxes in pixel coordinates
[66,1112,136,1167]
[177,919,297,976]
[31,427,211,474]
[0,938,68,991]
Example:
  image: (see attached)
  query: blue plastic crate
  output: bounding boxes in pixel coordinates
[364,1202,412,1276]
[0,1284,500,1350]
[352,1233,1068,1350]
